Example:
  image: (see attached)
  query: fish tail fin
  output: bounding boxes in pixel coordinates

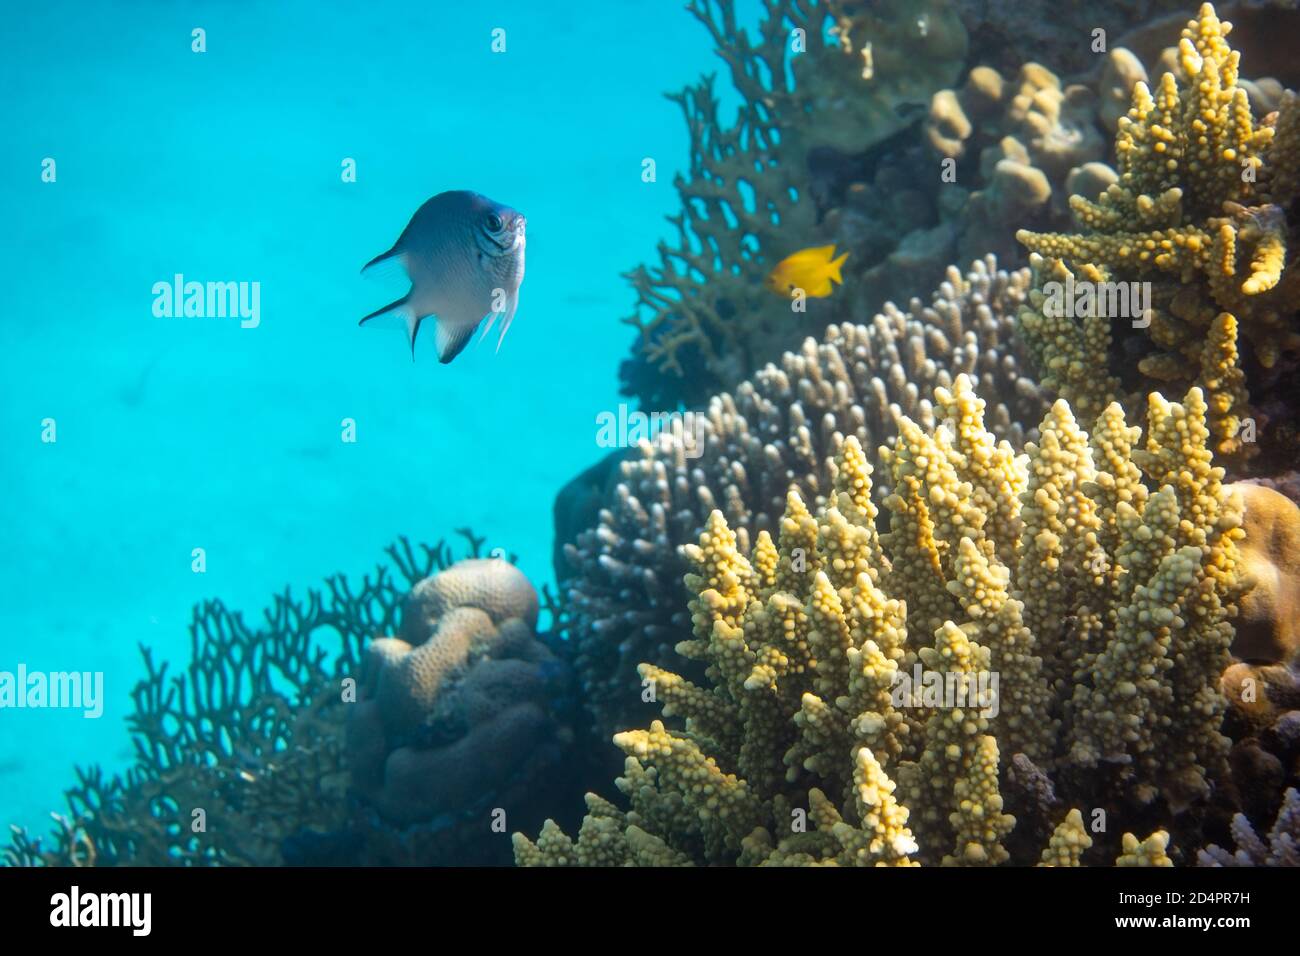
[827,250,849,284]
[359,296,421,359]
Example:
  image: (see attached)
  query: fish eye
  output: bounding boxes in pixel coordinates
[486,213,504,231]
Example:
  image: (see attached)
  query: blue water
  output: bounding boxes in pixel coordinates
[0,0,751,838]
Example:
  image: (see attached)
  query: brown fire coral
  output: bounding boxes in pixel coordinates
[1016,3,1300,463]
[4,535,575,868]
[561,258,1048,748]
[522,375,1245,866]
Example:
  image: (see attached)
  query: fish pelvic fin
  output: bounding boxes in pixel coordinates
[435,318,480,365]
[827,250,849,284]
[359,296,421,359]
[495,295,520,353]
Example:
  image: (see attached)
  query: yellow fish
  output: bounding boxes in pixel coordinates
[765,244,848,298]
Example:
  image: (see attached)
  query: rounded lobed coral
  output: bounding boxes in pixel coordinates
[925,58,1121,266]
[1228,481,1300,662]
[347,559,574,827]
[524,374,1249,866]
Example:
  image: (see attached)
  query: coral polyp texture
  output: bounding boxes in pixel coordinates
[561,258,1047,747]
[519,375,1249,866]
[1016,4,1300,464]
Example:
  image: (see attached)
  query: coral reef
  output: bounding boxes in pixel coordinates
[620,0,968,408]
[1016,4,1300,464]
[4,534,576,867]
[521,375,1246,865]
[1229,482,1300,661]
[346,559,574,826]
[925,60,1121,266]
[561,258,1048,748]
[10,0,1299,876]
[616,2,1288,410]
[1199,786,1300,864]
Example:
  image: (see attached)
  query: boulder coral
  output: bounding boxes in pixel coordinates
[347,559,572,826]
[521,375,1246,866]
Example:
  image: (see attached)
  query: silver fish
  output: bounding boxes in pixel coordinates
[361,190,526,364]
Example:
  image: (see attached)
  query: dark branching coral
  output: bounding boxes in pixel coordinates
[563,257,1048,747]
[1199,786,1300,865]
[4,533,575,867]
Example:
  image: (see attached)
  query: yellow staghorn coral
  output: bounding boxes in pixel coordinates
[517,374,1245,867]
[1015,3,1300,462]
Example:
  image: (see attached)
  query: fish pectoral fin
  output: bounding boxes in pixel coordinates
[435,318,480,364]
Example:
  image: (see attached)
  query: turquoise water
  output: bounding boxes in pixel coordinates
[0,0,747,838]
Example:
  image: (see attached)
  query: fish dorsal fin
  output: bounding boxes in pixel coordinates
[361,245,402,276]
[435,318,479,364]
[799,244,836,262]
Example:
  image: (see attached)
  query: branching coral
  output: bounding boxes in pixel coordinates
[1198,786,1300,865]
[1016,4,1300,463]
[523,375,1245,866]
[562,258,1048,748]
